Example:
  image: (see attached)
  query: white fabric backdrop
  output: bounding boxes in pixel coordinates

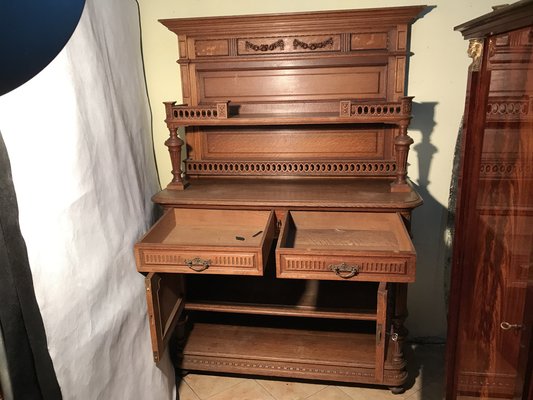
[0,0,176,398]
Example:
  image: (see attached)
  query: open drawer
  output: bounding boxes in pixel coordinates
[276,211,416,282]
[135,208,275,276]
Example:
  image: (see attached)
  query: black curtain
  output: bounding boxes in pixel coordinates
[0,131,62,399]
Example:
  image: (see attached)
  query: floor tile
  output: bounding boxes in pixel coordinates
[338,385,418,400]
[411,344,445,384]
[406,379,444,400]
[184,373,246,399]
[256,378,326,400]
[207,380,275,400]
[177,380,201,400]
[456,397,501,400]
[306,387,353,400]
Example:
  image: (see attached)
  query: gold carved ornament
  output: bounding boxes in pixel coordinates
[467,38,483,71]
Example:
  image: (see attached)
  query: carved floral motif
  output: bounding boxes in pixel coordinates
[293,37,334,50]
[245,39,284,52]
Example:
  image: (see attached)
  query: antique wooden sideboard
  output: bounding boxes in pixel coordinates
[446,2,533,399]
[134,7,424,393]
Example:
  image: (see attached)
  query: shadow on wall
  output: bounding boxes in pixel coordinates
[407,101,450,340]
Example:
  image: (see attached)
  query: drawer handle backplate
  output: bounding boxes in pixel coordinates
[185,257,211,272]
[329,263,360,279]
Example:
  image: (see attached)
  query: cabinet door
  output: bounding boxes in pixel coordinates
[145,273,185,362]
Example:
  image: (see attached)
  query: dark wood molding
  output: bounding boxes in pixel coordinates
[454,0,533,39]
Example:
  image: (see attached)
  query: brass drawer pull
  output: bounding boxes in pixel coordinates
[500,321,522,330]
[329,263,359,279]
[185,257,211,272]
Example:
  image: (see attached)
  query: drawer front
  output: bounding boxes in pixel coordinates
[137,249,261,275]
[134,208,275,277]
[277,254,415,282]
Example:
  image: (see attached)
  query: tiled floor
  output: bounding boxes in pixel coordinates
[177,344,445,400]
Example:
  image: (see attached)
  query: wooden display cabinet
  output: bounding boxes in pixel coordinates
[446,2,533,399]
[135,6,425,393]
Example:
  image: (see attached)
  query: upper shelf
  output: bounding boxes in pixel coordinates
[163,97,413,128]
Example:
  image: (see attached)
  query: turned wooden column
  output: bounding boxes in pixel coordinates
[391,97,414,192]
[165,126,188,190]
[390,97,414,192]
[163,101,188,190]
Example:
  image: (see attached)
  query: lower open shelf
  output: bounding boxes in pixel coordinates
[178,314,406,387]
[185,274,379,321]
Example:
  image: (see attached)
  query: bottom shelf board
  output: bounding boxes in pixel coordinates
[180,322,406,386]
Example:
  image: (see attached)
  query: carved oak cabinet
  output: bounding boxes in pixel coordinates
[134,7,424,393]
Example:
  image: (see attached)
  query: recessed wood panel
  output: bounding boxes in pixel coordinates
[145,273,184,362]
[397,30,407,51]
[195,39,229,57]
[198,66,386,102]
[489,69,531,95]
[351,32,388,50]
[200,127,384,160]
[395,57,406,94]
[482,128,524,157]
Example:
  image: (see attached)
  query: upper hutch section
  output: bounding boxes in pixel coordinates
[158,7,424,191]
[160,7,424,113]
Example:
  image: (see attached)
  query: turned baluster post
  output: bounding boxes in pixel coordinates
[390,97,414,193]
[165,126,188,190]
[163,101,188,190]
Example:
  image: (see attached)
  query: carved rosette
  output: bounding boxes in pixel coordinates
[339,100,351,117]
[216,102,228,118]
[400,96,413,114]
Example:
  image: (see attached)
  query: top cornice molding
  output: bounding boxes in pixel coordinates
[455,0,533,39]
[160,6,427,36]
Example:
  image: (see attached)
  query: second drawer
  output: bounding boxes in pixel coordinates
[276,211,416,282]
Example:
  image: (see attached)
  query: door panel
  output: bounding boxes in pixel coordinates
[145,273,185,362]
